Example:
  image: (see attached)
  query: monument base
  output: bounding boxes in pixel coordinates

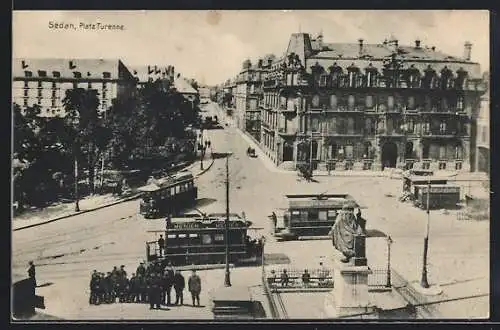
[322,249,377,319]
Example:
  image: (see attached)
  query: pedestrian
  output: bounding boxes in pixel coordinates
[280,269,289,287]
[137,274,146,303]
[149,273,162,309]
[27,261,36,288]
[118,265,127,279]
[173,270,185,305]
[158,235,165,257]
[103,272,113,303]
[188,270,201,307]
[129,273,137,303]
[136,262,146,277]
[89,270,99,305]
[163,262,175,305]
[302,269,311,287]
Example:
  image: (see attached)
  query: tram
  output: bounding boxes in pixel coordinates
[270,193,362,241]
[138,171,198,219]
[401,174,460,209]
[145,213,263,266]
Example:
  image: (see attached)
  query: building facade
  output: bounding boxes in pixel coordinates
[12,58,136,117]
[234,55,276,141]
[476,73,489,174]
[128,64,176,89]
[261,33,485,172]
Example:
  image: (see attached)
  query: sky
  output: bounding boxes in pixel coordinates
[13,10,489,86]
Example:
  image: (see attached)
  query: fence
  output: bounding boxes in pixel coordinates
[264,267,390,292]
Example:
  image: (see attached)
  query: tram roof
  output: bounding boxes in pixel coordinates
[138,171,194,192]
[285,193,353,199]
[170,213,244,223]
[403,175,450,183]
[285,194,360,209]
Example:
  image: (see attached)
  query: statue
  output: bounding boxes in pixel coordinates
[329,202,364,263]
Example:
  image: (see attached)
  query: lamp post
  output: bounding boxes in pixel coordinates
[199,130,204,170]
[420,178,431,288]
[72,116,80,212]
[224,153,232,287]
[386,235,393,288]
[261,236,266,275]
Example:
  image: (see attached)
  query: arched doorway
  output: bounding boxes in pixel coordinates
[283,141,294,162]
[381,141,398,169]
[404,142,414,159]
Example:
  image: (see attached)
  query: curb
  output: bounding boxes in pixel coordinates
[13,193,143,231]
[193,157,215,179]
[13,160,215,232]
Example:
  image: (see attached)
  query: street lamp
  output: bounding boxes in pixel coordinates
[224,152,232,287]
[72,117,80,212]
[420,178,431,288]
[386,235,393,288]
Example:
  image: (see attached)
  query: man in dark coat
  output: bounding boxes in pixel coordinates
[158,235,165,257]
[136,262,146,277]
[89,270,99,305]
[27,261,36,288]
[103,272,113,303]
[128,273,137,303]
[136,274,146,303]
[188,270,201,306]
[163,262,175,305]
[149,273,162,309]
[173,270,185,305]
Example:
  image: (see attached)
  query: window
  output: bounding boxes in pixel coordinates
[312,95,320,108]
[348,95,355,110]
[366,95,374,109]
[457,96,464,111]
[24,81,29,88]
[23,89,28,97]
[318,211,328,221]
[311,117,320,132]
[439,121,447,133]
[407,96,415,110]
[348,71,356,87]
[103,72,111,79]
[407,119,415,133]
[214,234,224,242]
[387,96,395,110]
[37,89,42,97]
[327,210,337,220]
[330,95,338,109]
[38,70,47,77]
[53,71,61,78]
[51,98,56,108]
[73,71,82,79]
[37,81,42,88]
[23,97,28,106]
[167,234,176,239]
[24,71,32,78]
[88,82,92,89]
[319,75,328,87]
[202,234,212,244]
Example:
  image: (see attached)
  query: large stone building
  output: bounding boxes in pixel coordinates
[12,58,136,117]
[127,64,176,89]
[261,33,486,172]
[234,55,275,141]
[476,72,489,174]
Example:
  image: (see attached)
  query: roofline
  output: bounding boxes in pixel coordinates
[306,56,479,66]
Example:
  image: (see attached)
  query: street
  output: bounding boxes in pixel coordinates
[12,102,489,319]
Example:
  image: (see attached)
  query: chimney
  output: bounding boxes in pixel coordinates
[464,41,472,61]
[431,46,436,52]
[21,60,28,69]
[358,38,364,55]
[415,39,421,49]
[69,60,75,69]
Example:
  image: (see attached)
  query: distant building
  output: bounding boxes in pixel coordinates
[127,64,176,90]
[173,77,199,106]
[198,86,211,100]
[476,72,489,174]
[234,55,275,141]
[260,33,485,172]
[12,58,136,117]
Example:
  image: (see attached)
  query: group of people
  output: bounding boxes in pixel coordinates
[89,260,202,309]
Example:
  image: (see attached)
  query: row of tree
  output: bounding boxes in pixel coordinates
[13,79,201,210]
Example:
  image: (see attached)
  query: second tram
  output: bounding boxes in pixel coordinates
[138,171,198,219]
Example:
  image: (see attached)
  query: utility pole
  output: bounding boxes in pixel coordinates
[74,155,80,212]
[200,129,204,170]
[420,178,431,288]
[224,154,232,287]
[100,110,107,191]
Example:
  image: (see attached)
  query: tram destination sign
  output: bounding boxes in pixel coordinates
[168,220,247,230]
[170,221,203,230]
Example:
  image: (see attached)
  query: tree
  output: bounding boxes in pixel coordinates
[63,88,111,195]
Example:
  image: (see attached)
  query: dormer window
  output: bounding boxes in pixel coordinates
[24,71,33,78]
[365,64,378,87]
[52,71,61,78]
[347,64,360,88]
[440,67,453,90]
[73,71,82,79]
[38,70,47,77]
[103,72,111,79]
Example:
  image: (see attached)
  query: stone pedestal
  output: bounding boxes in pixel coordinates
[323,249,377,319]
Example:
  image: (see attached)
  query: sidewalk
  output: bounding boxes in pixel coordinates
[233,125,489,180]
[12,158,215,231]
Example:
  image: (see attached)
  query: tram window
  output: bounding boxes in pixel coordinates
[167,234,176,239]
[189,234,198,238]
[291,210,300,217]
[178,234,187,238]
[327,210,337,219]
[318,210,328,221]
[171,187,176,195]
[176,185,181,194]
[214,234,224,242]
[202,234,212,244]
[309,210,319,221]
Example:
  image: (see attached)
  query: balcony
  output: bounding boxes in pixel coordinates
[376,129,405,137]
[309,105,363,113]
[421,130,468,138]
[419,108,467,115]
